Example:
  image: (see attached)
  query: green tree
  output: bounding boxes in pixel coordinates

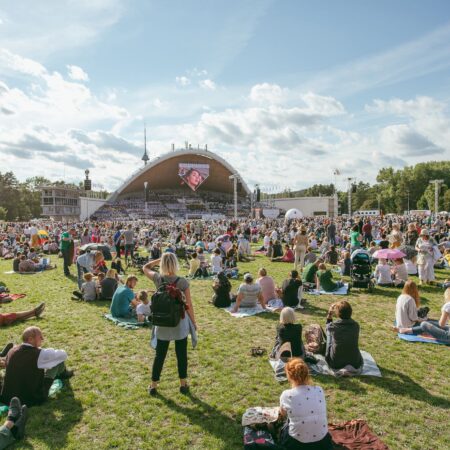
[0,207,7,221]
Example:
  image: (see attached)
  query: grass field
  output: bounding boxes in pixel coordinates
[0,250,449,450]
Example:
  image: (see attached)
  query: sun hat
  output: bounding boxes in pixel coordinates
[243,273,253,282]
[420,229,429,236]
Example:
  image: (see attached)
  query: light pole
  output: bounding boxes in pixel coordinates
[229,174,239,221]
[347,177,354,217]
[406,190,410,215]
[429,179,443,217]
[144,181,148,212]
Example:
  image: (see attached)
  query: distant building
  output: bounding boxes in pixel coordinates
[272,196,338,218]
[40,185,107,221]
[40,185,81,221]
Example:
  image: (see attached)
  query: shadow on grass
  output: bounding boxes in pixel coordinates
[22,382,83,449]
[301,302,328,318]
[159,393,240,448]
[360,366,450,409]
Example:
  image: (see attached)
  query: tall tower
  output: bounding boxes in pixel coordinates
[141,126,149,165]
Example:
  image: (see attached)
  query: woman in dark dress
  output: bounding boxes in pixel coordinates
[271,307,304,359]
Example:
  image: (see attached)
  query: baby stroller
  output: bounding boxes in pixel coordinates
[350,250,373,292]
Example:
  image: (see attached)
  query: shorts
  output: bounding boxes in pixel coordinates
[0,313,17,327]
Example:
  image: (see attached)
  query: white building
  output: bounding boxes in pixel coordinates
[273,196,338,218]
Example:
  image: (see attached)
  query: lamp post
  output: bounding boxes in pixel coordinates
[347,177,354,217]
[144,181,148,212]
[229,174,238,221]
[429,179,444,217]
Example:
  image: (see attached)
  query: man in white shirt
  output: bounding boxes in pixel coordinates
[1,327,73,407]
[76,250,95,289]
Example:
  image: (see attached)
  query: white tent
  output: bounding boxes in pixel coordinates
[285,208,303,221]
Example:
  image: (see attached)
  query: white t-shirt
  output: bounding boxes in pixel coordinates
[395,294,419,328]
[441,302,450,325]
[136,302,151,317]
[375,264,392,284]
[280,385,328,443]
[211,254,222,273]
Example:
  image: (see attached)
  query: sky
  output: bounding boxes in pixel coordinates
[1,0,450,193]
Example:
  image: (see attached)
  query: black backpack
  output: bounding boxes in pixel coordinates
[150,277,186,327]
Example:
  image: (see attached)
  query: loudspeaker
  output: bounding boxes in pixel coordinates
[256,188,261,202]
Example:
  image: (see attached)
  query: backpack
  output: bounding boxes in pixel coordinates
[304,324,326,355]
[150,277,186,327]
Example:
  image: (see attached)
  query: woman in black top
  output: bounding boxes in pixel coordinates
[271,307,304,359]
[281,270,302,308]
[100,269,118,300]
[211,272,232,307]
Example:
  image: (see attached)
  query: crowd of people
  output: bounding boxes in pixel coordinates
[0,212,449,448]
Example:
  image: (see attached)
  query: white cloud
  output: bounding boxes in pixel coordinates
[199,79,217,90]
[67,64,89,82]
[249,83,287,104]
[175,76,191,86]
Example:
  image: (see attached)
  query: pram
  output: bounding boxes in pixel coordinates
[131,252,149,270]
[350,250,373,292]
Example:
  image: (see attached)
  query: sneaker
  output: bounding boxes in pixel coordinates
[7,397,21,423]
[148,387,157,396]
[13,405,28,440]
[179,385,190,395]
[0,342,13,358]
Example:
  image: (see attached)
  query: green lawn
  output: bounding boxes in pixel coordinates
[0,251,449,450]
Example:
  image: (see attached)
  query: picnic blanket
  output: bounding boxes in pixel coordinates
[307,283,349,296]
[103,313,150,330]
[398,332,449,346]
[269,351,382,382]
[3,271,39,275]
[225,304,269,318]
[266,298,303,312]
[329,419,389,449]
[0,293,26,304]
[0,379,64,415]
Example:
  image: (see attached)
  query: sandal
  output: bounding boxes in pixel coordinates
[250,347,267,357]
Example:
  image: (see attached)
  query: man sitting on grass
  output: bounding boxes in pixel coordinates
[110,275,139,318]
[1,326,74,407]
[316,263,344,293]
[302,259,323,289]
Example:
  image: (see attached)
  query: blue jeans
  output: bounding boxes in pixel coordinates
[0,425,15,449]
[419,321,450,343]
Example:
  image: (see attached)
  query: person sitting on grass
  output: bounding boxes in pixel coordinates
[0,303,45,327]
[211,272,232,308]
[96,272,106,297]
[374,258,393,286]
[270,307,305,359]
[136,290,151,323]
[304,246,317,265]
[280,270,303,308]
[110,275,139,318]
[279,358,333,449]
[72,273,97,301]
[325,301,363,371]
[210,248,223,274]
[111,257,125,275]
[394,280,425,331]
[256,268,278,304]
[391,258,408,287]
[271,240,284,259]
[0,326,74,407]
[18,255,55,273]
[0,397,28,449]
[271,244,295,263]
[316,263,344,293]
[93,251,107,275]
[338,251,351,277]
[100,269,119,300]
[324,245,338,265]
[237,235,253,262]
[394,288,449,343]
[188,252,200,277]
[302,259,322,288]
[12,253,21,273]
[232,273,266,313]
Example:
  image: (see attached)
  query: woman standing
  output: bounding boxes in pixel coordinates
[143,253,197,396]
[279,358,333,449]
[415,229,437,285]
[293,226,308,271]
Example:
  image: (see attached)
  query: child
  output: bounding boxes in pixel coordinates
[136,290,151,322]
[111,257,125,275]
[96,272,106,297]
[374,258,393,286]
[211,248,223,274]
[339,251,351,276]
[72,273,97,301]
[188,252,200,277]
[392,258,408,287]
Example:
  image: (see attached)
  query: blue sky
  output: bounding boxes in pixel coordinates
[0,0,450,192]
